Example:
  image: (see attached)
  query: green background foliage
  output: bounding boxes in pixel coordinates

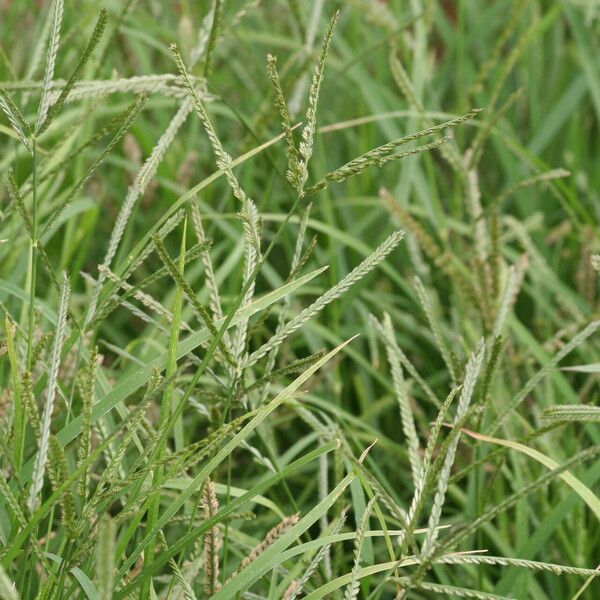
[0,0,599,598]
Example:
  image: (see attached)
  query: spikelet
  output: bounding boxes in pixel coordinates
[155,527,201,600]
[489,208,502,300]
[464,153,488,263]
[183,4,252,74]
[305,110,479,197]
[118,298,167,332]
[266,54,301,189]
[381,190,441,261]
[189,0,226,67]
[283,580,302,600]
[437,553,600,578]
[383,188,483,310]
[169,554,199,600]
[107,99,190,268]
[318,449,331,578]
[486,7,544,115]
[83,400,150,522]
[231,0,262,29]
[388,42,422,114]
[41,74,208,103]
[68,531,102,570]
[478,336,504,406]
[105,207,185,284]
[191,202,223,321]
[18,104,147,200]
[354,466,408,529]
[30,332,52,371]
[404,386,461,542]
[77,346,98,498]
[0,86,31,152]
[28,273,70,511]
[5,171,32,238]
[170,44,248,206]
[96,515,116,600]
[345,0,397,31]
[395,577,517,599]
[5,170,60,292]
[203,0,222,77]
[19,371,41,439]
[231,513,300,578]
[244,230,404,368]
[23,7,52,94]
[543,405,600,423]
[471,256,494,333]
[232,199,261,371]
[492,266,518,338]
[420,339,486,559]
[413,277,457,384]
[37,8,108,135]
[344,497,377,600]
[0,474,27,531]
[294,11,340,192]
[287,0,325,118]
[201,478,221,595]
[35,0,64,132]
[295,404,333,439]
[166,413,251,475]
[48,436,77,536]
[245,351,326,395]
[373,313,421,488]
[290,234,317,281]
[304,138,450,197]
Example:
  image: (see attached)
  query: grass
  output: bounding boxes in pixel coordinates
[0,0,599,598]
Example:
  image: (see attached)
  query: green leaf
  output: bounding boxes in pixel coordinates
[212,474,355,599]
[459,428,600,522]
[0,563,19,600]
[561,363,600,373]
[114,331,355,586]
[114,440,340,597]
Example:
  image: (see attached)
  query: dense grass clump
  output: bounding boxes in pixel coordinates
[0,1,599,598]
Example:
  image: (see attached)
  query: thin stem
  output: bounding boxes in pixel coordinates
[140,220,186,600]
[26,136,38,369]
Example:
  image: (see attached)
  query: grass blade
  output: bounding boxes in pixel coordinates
[459,428,600,522]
